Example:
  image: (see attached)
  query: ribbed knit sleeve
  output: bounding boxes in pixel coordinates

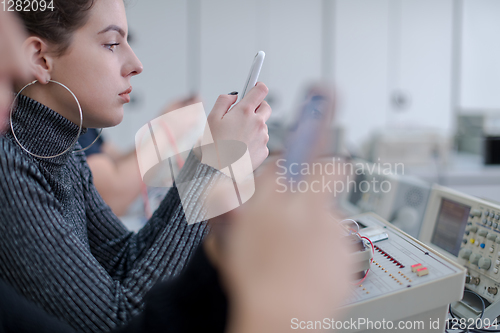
[0,245,228,333]
[0,130,225,333]
[84,151,221,280]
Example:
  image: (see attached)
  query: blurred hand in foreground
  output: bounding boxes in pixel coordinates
[205,162,353,333]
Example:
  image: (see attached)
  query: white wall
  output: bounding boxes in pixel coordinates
[107,0,323,149]
[105,0,477,153]
[393,0,453,132]
[332,0,390,147]
[460,0,500,112]
[106,0,190,149]
[333,0,454,148]
[199,0,261,115]
[198,0,323,119]
[261,0,323,118]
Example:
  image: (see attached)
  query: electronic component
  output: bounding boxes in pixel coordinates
[419,185,500,322]
[345,233,373,276]
[339,213,465,332]
[338,159,431,238]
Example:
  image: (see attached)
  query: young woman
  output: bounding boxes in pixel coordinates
[0,9,352,333]
[0,0,270,332]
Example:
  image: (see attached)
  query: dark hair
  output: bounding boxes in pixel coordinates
[17,0,96,56]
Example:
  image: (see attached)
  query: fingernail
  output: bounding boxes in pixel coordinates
[228,91,238,95]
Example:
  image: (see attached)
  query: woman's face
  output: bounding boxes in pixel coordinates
[44,0,143,128]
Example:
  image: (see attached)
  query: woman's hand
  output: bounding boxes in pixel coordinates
[201,82,271,171]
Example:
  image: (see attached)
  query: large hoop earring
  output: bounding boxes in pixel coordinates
[75,128,104,153]
[10,79,83,159]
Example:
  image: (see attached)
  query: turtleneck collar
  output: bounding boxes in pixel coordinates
[7,94,86,169]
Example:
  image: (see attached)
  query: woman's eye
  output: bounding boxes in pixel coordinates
[104,43,120,51]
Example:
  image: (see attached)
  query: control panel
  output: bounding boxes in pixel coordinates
[419,185,500,320]
[339,160,431,238]
[340,213,465,332]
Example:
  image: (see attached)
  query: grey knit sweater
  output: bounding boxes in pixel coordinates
[0,95,222,332]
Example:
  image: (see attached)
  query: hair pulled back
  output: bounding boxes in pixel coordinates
[17,0,96,55]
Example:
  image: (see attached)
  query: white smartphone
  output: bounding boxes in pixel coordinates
[238,51,265,102]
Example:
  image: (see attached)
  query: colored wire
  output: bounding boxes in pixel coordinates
[360,235,375,257]
[352,268,370,286]
[351,235,374,286]
[340,218,360,234]
[448,289,490,332]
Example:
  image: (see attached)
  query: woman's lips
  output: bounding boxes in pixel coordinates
[119,87,132,103]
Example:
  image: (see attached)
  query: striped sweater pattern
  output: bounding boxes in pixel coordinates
[0,95,222,332]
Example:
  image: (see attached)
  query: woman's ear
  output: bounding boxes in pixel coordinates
[23,36,54,84]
